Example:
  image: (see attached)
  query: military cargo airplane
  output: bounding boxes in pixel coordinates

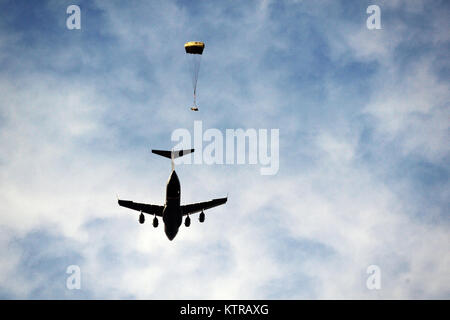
[118,149,227,240]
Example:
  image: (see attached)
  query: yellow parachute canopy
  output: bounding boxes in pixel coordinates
[184,41,205,55]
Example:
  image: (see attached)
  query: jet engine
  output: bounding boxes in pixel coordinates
[185,215,191,227]
[153,216,159,228]
[139,212,145,224]
[199,211,205,223]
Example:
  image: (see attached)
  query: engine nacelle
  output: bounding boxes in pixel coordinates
[185,216,191,227]
[139,213,145,224]
[199,211,205,223]
[153,216,159,228]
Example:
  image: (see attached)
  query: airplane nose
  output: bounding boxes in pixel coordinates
[165,227,178,241]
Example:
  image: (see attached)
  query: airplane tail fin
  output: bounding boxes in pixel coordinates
[152,149,194,171]
[151,149,195,159]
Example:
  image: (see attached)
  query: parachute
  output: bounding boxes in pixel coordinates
[185,41,205,109]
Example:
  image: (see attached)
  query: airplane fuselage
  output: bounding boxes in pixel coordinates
[162,170,182,240]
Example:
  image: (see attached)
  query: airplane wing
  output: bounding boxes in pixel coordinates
[181,197,227,216]
[118,199,164,217]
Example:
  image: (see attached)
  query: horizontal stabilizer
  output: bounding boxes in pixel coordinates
[152,149,194,159]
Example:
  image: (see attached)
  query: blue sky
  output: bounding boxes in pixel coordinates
[0,0,449,299]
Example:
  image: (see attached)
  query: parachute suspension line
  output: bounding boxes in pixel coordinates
[193,88,197,107]
[191,55,201,106]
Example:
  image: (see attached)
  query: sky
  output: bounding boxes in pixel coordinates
[0,0,449,299]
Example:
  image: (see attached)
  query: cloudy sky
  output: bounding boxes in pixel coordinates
[0,0,448,299]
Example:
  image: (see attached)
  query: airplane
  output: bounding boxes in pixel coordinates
[118,149,227,241]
